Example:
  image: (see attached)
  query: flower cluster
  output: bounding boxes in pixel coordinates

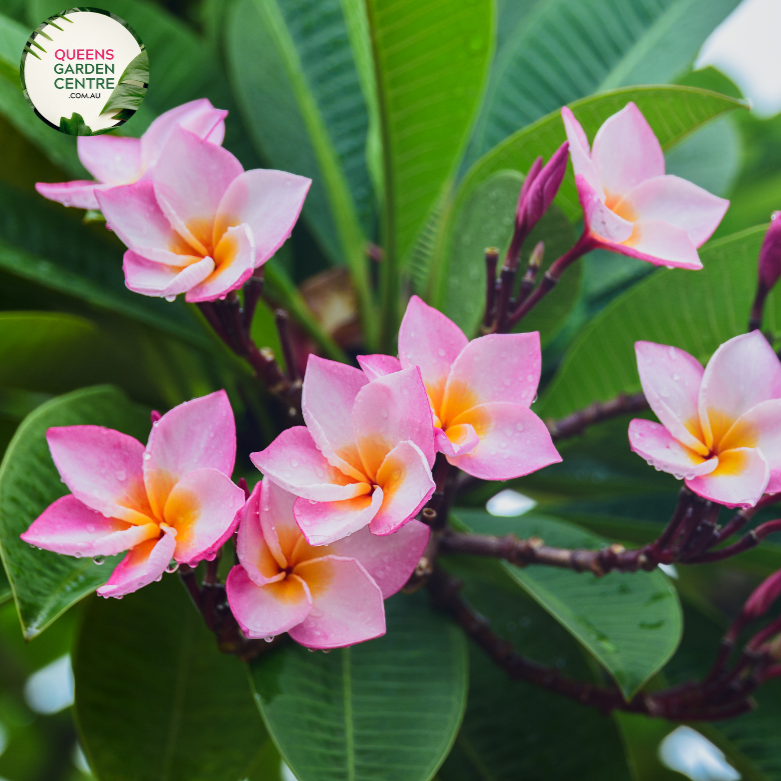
[28,98,768,652]
[37,99,311,302]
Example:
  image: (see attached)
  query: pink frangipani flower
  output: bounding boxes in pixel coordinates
[358,296,561,481]
[21,391,245,598]
[95,125,311,302]
[36,99,228,211]
[226,479,430,648]
[629,332,781,508]
[251,356,436,545]
[562,102,729,270]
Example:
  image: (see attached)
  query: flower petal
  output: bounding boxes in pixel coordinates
[302,355,368,481]
[140,99,228,170]
[226,566,312,639]
[235,482,284,585]
[184,224,256,303]
[598,219,702,270]
[123,251,214,299]
[628,419,717,479]
[251,427,371,502]
[699,332,781,451]
[561,106,603,198]
[720,399,781,491]
[96,181,200,266]
[35,181,103,210]
[289,556,385,649]
[330,519,430,598]
[591,102,665,198]
[353,367,436,479]
[447,403,561,481]
[46,426,152,525]
[398,295,468,413]
[97,527,176,598]
[635,341,707,455]
[144,390,236,518]
[294,489,383,546]
[435,424,479,457]
[441,333,541,425]
[153,126,243,255]
[576,175,634,243]
[77,135,142,185]
[686,447,769,509]
[164,468,245,565]
[21,495,158,557]
[214,169,311,267]
[619,175,729,247]
[370,441,435,536]
[357,354,402,381]
[260,477,303,567]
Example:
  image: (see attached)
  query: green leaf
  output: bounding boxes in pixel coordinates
[539,226,767,419]
[467,0,741,163]
[58,113,92,136]
[99,50,149,117]
[74,576,265,781]
[438,574,632,781]
[226,0,376,346]
[251,591,467,781]
[0,385,149,638]
[0,182,212,348]
[452,510,683,699]
[438,169,579,341]
[428,86,745,305]
[0,11,26,82]
[365,0,494,347]
[665,116,742,198]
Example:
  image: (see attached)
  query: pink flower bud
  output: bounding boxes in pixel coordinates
[744,568,781,620]
[758,211,781,291]
[516,142,569,237]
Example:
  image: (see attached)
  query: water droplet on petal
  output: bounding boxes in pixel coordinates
[92,555,106,566]
[165,560,179,574]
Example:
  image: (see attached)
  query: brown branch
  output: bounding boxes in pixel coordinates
[428,567,766,721]
[546,392,649,441]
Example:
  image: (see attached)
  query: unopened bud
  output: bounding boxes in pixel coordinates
[518,141,569,234]
[516,157,543,225]
[528,241,544,270]
[758,212,781,291]
[744,568,781,620]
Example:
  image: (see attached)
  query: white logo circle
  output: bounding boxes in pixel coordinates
[21,8,147,135]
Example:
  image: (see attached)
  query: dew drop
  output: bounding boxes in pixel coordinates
[165,559,179,574]
[115,469,127,481]
[264,636,274,643]
[437,348,446,357]
[92,555,106,566]
[164,294,177,303]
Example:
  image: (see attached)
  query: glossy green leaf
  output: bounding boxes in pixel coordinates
[452,510,683,699]
[252,592,467,781]
[58,113,93,136]
[74,576,265,781]
[0,385,149,638]
[0,181,211,348]
[539,226,767,419]
[467,0,741,163]
[100,51,149,116]
[439,169,579,341]
[365,0,494,347]
[428,86,745,306]
[226,0,375,345]
[438,572,632,781]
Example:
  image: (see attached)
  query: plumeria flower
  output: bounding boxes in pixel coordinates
[358,296,561,481]
[252,356,436,545]
[36,99,228,211]
[95,125,311,302]
[21,391,245,598]
[562,102,729,270]
[227,479,430,648]
[629,332,781,508]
